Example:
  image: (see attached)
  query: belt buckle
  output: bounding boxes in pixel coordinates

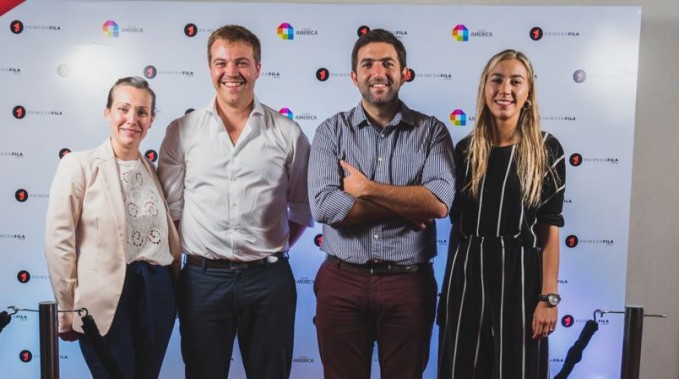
[229,262,249,269]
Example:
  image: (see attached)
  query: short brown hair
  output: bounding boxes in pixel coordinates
[207,25,261,64]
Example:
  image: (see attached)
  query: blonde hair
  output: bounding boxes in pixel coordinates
[467,49,547,207]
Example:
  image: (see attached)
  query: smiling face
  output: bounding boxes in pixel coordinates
[209,39,261,111]
[484,58,531,126]
[105,85,153,159]
[351,42,406,108]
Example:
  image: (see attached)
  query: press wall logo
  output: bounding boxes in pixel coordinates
[313,233,323,247]
[279,108,294,120]
[277,23,294,40]
[10,19,60,33]
[144,149,158,162]
[15,189,28,202]
[450,109,467,126]
[294,112,318,122]
[261,71,281,79]
[357,25,370,37]
[143,65,194,79]
[295,276,315,285]
[573,70,587,83]
[569,153,582,167]
[566,234,615,247]
[13,105,63,118]
[102,20,119,37]
[0,233,26,241]
[1,66,21,74]
[529,27,543,41]
[13,105,26,119]
[405,68,415,82]
[412,71,452,81]
[17,270,31,283]
[530,25,580,39]
[59,148,71,159]
[569,153,619,166]
[184,23,198,37]
[143,65,157,79]
[1,151,24,158]
[15,189,48,201]
[10,20,24,34]
[565,235,578,248]
[561,314,574,328]
[541,115,576,122]
[293,355,315,363]
[19,350,32,363]
[390,29,409,38]
[452,25,469,42]
[315,68,350,81]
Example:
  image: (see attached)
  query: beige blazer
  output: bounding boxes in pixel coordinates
[44,139,180,335]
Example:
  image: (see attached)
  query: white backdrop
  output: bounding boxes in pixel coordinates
[0,1,641,378]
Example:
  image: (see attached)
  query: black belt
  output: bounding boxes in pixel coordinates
[185,252,287,270]
[326,254,428,276]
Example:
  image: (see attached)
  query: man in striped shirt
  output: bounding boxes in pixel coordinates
[308,29,455,379]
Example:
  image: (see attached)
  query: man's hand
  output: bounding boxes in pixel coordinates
[340,160,370,198]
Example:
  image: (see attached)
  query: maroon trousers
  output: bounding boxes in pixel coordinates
[314,259,437,379]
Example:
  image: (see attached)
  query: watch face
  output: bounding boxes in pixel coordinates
[547,294,561,306]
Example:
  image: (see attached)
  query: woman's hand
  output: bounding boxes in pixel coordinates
[532,302,557,339]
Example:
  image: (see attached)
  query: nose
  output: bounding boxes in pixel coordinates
[499,80,511,94]
[225,61,239,75]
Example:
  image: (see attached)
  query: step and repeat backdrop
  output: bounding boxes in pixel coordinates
[0,1,641,378]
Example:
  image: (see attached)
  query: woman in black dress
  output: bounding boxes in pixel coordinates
[438,50,566,379]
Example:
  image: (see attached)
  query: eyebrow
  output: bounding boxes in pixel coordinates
[360,57,396,64]
[489,73,525,79]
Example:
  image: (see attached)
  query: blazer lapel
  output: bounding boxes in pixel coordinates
[96,140,127,246]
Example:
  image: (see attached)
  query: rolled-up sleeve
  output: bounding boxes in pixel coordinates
[308,120,357,227]
[158,120,185,221]
[421,120,456,214]
[287,125,314,227]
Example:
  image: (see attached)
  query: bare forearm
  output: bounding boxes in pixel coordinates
[336,198,394,226]
[362,181,447,221]
[538,224,560,294]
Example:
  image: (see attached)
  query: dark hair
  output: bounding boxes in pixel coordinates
[105,76,156,117]
[207,25,261,64]
[351,29,406,72]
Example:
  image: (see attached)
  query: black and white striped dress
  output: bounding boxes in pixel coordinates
[438,132,566,379]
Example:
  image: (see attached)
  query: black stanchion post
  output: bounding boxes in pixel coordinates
[621,305,643,379]
[39,301,59,379]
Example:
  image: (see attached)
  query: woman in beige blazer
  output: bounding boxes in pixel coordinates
[45,77,180,379]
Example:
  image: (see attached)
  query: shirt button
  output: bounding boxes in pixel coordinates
[377,157,382,162]
[380,133,385,138]
[232,203,237,208]
[374,234,379,239]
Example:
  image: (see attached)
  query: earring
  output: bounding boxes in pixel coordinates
[522,100,532,111]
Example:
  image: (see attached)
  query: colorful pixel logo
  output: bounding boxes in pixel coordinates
[450,109,466,126]
[279,108,294,120]
[102,20,119,38]
[452,25,469,42]
[277,23,294,40]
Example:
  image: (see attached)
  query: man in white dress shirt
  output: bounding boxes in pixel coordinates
[158,25,313,379]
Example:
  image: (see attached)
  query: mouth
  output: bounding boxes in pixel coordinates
[369,80,391,90]
[221,75,246,88]
[120,127,141,134]
[493,98,514,107]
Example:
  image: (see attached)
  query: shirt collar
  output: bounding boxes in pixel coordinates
[350,100,416,130]
[207,96,265,121]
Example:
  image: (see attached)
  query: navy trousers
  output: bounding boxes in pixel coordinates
[178,258,297,379]
[79,261,176,379]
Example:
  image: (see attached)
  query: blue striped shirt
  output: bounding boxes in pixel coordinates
[308,101,455,265]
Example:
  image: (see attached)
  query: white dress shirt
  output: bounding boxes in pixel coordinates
[158,97,313,261]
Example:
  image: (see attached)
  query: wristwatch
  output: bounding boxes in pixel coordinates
[538,293,561,306]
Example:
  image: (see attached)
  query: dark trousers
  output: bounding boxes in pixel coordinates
[314,259,437,379]
[178,259,297,379]
[79,261,176,379]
